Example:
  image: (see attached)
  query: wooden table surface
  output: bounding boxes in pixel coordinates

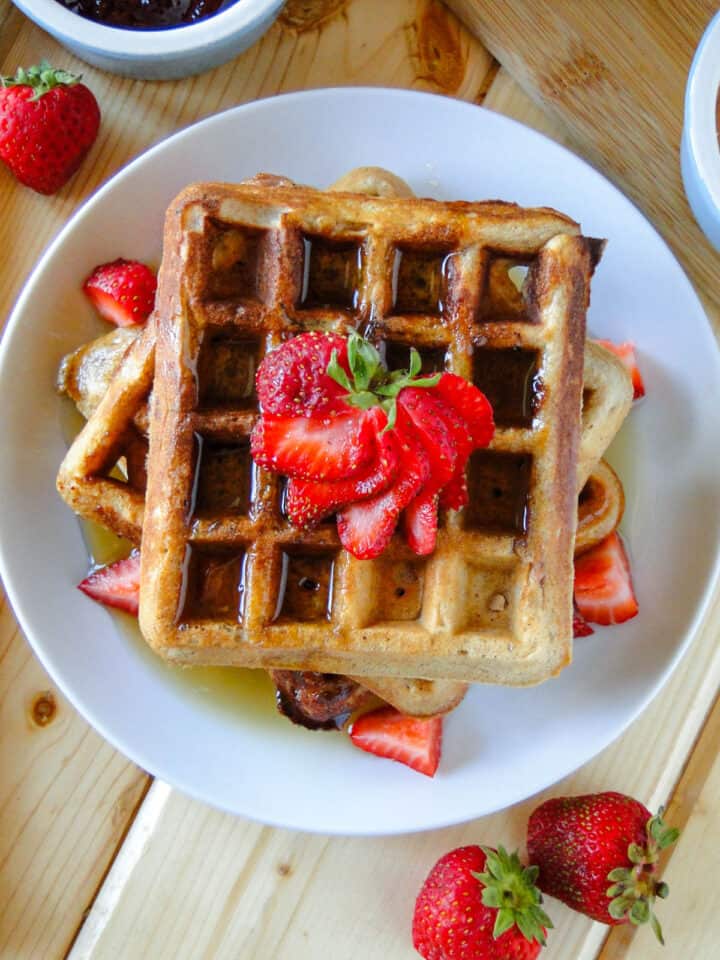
[1,2,719,958]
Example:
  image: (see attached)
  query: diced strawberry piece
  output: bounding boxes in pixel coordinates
[337,415,430,559]
[594,339,645,399]
[256,331,353,418]
[251,410,375,481]
[573,602,594,637]
[285,410,399,527]
[404,493,439,555]
[83,259,157,327]
[433,372,495,448]
[77,552,140,616]
[574,532,638,625]
[349,706,442,777]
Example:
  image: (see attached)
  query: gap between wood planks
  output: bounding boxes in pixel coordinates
[62,783,173,960]
[597,685,720,959]
[62,777,155,960]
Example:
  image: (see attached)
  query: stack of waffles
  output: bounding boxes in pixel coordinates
[57,168,633,717]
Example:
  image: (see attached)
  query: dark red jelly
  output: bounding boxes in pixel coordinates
[57,0,226,29]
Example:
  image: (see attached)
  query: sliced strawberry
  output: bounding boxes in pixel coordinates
[349,707,442,777]
[398,388,457,492]
[398,388,458,553]
[83,259,157,327]
[78,552,140,616]
[433,372,495,448]
[573,601,594,638]
[404,493,439,555]
[594,339,645,399]
[285,413,399,527]
[574,532,638,626]
[439,472,469,512]
[337,416,430,559]
[256,331,352,418]
[251,410,375,481]
[431,396,474,510]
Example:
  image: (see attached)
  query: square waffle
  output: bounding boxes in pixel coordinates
[135,178,601,684]
[56,327,627,711]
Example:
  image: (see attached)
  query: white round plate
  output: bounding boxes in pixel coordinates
[1,89,719,835]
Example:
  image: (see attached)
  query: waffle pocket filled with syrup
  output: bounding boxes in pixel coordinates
[128,177,600,684]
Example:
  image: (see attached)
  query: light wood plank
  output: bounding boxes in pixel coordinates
[0,587,150,959]
[446,0,720,322]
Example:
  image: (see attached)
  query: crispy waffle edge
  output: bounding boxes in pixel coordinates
[138,180,598,685]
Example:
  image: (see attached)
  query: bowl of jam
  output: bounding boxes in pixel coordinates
[11,0,285,79]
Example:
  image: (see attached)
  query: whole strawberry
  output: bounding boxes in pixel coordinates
[0,61,100,195]
[527,792,678,943]
[413,845,552,960]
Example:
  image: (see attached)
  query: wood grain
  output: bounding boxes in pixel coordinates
[0,589,150,959]
[1,1,719,957]
[446,0,720,323]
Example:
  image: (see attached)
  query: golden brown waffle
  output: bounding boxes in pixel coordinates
[57,329,627,563]
[55,333,625,714]
[133,177,599,684]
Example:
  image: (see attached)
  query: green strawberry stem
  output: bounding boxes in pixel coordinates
[473,846,553,947]
[605,807,679,944]
[1,61,81,99]
[327,330,440,429]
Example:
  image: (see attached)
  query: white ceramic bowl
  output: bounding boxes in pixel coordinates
[682,10,720,249]
[11,0,285,80]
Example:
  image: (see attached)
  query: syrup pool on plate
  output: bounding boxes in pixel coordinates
[60,398,280,727]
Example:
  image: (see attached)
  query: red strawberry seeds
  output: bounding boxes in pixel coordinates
[0,62,100,195]
[83,259,157,327]
[350,706,442,777]
[256,330,352,418]
[413,845,551,959]
[527,791,678,942]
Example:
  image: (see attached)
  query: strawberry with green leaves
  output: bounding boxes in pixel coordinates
[0,62,100,195]
[527,791,678,943]
[413,845,552,960]
[251,330,495,559]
